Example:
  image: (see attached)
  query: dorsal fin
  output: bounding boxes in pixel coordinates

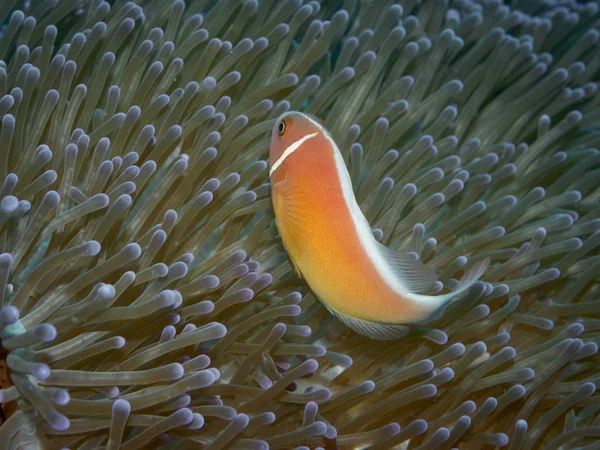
[375,242,438,294]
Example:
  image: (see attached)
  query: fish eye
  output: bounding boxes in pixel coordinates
[277,119,287,137]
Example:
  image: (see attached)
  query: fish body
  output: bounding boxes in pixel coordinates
[268,111,488,339]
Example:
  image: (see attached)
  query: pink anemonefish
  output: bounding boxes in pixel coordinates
[268,111,490,340]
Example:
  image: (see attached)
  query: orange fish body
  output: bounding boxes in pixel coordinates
[269,112,488,339]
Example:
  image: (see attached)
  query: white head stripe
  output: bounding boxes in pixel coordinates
[269,132,319,177]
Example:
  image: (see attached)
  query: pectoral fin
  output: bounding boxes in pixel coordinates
[290,257,303,279]
[272,177,314,270]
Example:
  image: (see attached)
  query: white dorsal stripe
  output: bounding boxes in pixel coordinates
[300,115,425,301]
[269,132,319,177]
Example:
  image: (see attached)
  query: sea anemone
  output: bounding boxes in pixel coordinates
[0,0,599,448]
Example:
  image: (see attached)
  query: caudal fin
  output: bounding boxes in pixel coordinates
[454,257,490,295]
[324,257,490,340]
[405,257,491,316]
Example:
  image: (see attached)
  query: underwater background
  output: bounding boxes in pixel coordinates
[0,0,599,448]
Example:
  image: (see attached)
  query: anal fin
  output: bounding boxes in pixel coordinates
[325,305,410,340]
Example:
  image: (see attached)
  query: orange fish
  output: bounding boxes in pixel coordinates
[269,111,489,340]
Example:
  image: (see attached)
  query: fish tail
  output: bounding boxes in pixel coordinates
[324,258,490,340]
[404,257,490,314]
